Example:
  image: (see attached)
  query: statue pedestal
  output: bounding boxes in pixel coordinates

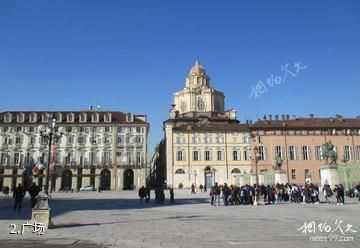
[239,175,245,186]
[274,170,287,184]
[31,208,54,230]
[320,164,339,188]
[250,174,264,185]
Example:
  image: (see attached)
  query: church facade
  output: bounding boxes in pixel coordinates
[163,60,251,189]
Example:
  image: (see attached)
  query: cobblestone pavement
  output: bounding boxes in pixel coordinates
[0,190,359,248]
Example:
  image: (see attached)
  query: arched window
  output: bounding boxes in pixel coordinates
[197,99,205,111]
[231,168,241,174]
[175,168,185,174]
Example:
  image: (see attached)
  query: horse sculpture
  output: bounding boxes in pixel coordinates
[322,140,337,165]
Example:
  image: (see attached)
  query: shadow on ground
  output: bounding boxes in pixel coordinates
[0,193,210,221]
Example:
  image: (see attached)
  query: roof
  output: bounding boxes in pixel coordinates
[0,111,148,125]
[250,117,360,130]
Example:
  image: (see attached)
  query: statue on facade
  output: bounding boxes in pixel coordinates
[274,154,283,170]
[322,140,337,165]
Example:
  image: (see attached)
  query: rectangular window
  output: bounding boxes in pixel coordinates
[90,137,97,144]
[244,149,250,161]
[205,150,211,161]
[30,136,35,145]
[105,126,111,132]
[356,146,360,160]
[193,151,199,161]
[291,169,296,180]
[302,146,310,160]
[14,153,20,165]
[15,137,22,144]
[78,136,85,144]
[217,150,224,161]
[274,146,283,158]
[344,146,352,161]
[289,146,297,160]
[204,136,211,144]
[66,127,72,133]
[177,151,183,161]
[117,136,124,144]
[315,146,322,160]
[192,136,199,144]
[257,146,266,160]
[16,127,22,132]
[233,150,240,161]
[104,137,111,144]
[216,136,224,144]
[232,137,237,144]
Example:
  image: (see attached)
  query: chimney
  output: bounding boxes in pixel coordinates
[249,120,253,124]
[263,115,267,120]
[281,114,285,120]
[286,115,290,120]
[309,114,314,118]
[269,115,272,120]
[246,120,249,124]
[275,115,279,121]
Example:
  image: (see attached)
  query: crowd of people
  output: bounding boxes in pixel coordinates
[207,182,358,206]
[2,182,41,212]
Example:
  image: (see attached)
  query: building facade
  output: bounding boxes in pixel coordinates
[163,60,251,189]
[250,115,360,185]
[0,110,149,191]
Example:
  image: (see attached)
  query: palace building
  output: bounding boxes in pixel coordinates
[249,115,360,185]
[161,60,252,189]
[0,110,149,191]
[157,60,360,189]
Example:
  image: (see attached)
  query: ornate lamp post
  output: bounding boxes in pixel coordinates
[31,113,64,229]
[38,113,65,197]
[253,145,261,206]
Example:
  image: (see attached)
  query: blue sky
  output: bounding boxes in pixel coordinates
[0,0,359,154]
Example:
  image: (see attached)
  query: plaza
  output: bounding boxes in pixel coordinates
[0,190,359,248]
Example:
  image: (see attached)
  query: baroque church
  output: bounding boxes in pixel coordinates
[159,60,251,189]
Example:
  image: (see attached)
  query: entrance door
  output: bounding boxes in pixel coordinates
[205,171,213,189]
[100,169,111,190]
[61,169,72,191]
[123,169,134,190]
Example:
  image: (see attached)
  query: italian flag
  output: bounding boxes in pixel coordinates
[32,161,45,175]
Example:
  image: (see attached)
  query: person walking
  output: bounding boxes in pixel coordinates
[3,186,10,199]
[13,184,25,212]
[209,186,216,206]
[323,184,333,204]
[215,183,221,206]
[169,188,174,204]
[29,182,40,208]
[355,183,360,201]
[191,183,196,194]
[138,186,146,203]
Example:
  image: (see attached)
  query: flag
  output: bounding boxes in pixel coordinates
[25,159,35,176]
[32,161,45,175]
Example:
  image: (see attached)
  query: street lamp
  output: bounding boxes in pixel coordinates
[253,145,261,206]
[38,113,65,197]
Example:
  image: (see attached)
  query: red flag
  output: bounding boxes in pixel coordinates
[32,161,45,175]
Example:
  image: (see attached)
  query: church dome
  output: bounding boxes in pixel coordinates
[189,59,206,76]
